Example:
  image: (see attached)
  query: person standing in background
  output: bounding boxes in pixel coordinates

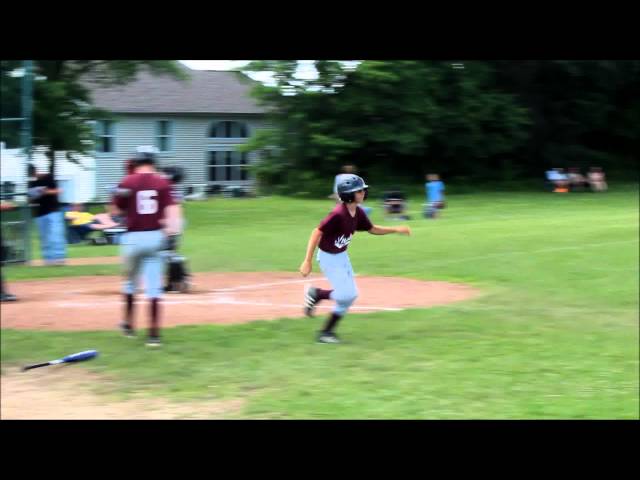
[424,173,446,219]
[27,164,66,266]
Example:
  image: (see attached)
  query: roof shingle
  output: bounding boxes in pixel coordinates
[87,69,266,114]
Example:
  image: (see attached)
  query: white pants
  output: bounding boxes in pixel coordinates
[120,230,166,298]
[317,249,358,316]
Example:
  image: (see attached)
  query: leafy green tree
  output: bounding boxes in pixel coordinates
[240,60,532,190]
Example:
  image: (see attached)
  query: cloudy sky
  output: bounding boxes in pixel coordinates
[180,60,251,71]
[179,60,319,85]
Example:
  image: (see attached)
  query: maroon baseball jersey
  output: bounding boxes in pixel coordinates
[113,173,175,232]
[318,203,373,254]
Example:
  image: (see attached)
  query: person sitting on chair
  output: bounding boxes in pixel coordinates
[65,204,98,243]
[546,168,569,193]
[92,205,122,230]
[567,167,589,192]
[66,204,124,244]
[383,190,410,220]
[588,167,608,192]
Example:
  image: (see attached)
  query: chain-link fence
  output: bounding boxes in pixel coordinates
[2,61,32,265]
[1,194,30,264]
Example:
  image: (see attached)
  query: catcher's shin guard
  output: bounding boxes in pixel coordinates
[165,254,191,293]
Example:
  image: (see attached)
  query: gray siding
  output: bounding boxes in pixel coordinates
[95,114,266,201]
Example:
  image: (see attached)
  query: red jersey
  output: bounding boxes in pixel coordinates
[113,173,175,232]
[318,203,373,254]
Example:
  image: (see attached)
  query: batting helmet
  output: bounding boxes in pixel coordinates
[337,174,369,203]
[161,166,185,184]
[131,146,159,167]
[133,151,156,166]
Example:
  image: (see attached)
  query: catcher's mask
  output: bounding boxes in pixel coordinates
[161,166,185,184]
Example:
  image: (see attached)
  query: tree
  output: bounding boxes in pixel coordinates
[238,60,358,193]
[0,60,24,148]
[489,60,640,175]
[1,60,187,175]
[240,60,532,192]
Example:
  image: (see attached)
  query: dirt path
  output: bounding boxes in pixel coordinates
[1,366,245,419]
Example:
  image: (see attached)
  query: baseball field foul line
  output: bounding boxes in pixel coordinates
[209,275,360,293]
[54,299,402,312]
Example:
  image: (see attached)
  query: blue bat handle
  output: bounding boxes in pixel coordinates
[63,350,98,363]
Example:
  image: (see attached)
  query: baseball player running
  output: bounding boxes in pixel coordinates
[112,149,182,347]
[299,174,411,344]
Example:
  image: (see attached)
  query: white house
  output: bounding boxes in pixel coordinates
[0,143,97,204]
[1,66,267,203]
[85,66,267,201]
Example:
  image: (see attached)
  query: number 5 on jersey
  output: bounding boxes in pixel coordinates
[137,190,158,214]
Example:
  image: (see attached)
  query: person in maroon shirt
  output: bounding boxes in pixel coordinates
[300,174,411,344]
[112,151,182,347]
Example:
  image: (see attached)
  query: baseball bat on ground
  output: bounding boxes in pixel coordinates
[22,350,99,372]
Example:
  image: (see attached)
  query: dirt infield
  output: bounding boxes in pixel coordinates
[1,272,480,331]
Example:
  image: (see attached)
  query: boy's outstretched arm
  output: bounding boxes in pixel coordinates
[300,227,323,276]
[368,225,411,236]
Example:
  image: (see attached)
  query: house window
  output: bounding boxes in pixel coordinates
[208,121,248,138]
[96,120,115,153]
[240,152,248,180]
[156,120,173,152]
[208,151,250,182]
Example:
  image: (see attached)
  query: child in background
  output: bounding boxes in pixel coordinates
[425,174,445,219]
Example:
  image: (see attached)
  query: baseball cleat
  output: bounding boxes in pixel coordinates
[145,336,162,347]
[304,286,319,317]
[119,321,135,338]
[1,293,18,302]
[316,332,341,344]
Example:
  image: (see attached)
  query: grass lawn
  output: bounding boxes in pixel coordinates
[2,184,638,418]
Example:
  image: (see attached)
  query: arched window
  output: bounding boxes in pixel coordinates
[208,121,248,138]
[208,151,250,182]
